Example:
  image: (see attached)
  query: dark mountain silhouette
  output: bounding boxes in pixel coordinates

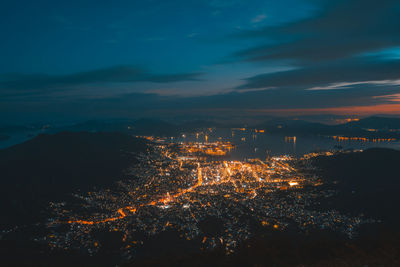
[59,118,223,136]
[341,116,400,130]
[64,120,133,132]
[130,118,178,136]
[60,118,179,136]
[0,134,9,141]
[256,117,400,139]
[258,118,333,134]
[179,119,222,131]
[0,124,33,134]
[314,148,400,223]
[0,131,148,227]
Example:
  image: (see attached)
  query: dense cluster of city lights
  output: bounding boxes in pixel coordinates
[43,137,375,258]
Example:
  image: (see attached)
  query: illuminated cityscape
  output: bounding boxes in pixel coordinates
[1,0,400,264]
[43,135,376,258]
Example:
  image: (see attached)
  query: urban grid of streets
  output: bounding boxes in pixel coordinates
[45,134,376,258]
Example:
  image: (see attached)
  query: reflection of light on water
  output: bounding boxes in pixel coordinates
[331,135,396,143]
[285,136,297,144]
[285,136,297,154]
[170,129,399,158]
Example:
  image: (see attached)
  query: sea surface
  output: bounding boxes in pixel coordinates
[1,128,400,158]
[176,128,400,159]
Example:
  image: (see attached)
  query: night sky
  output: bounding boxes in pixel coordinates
[1,0,400,123]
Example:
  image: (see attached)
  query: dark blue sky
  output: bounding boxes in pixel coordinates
[1,0,400,123]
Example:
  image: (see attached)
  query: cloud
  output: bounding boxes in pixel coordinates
[235,0,400,64]
[198,85,400,110]
[3,79,400,123]
[207,0,241,8]
[230,0,400,99]
[308,79,400,91]
[187,32,199,38]
[237,57,400,90]
[3,0,400,121]
[251,14,267,24]
[0,66,204,94]
[373,93,400,103]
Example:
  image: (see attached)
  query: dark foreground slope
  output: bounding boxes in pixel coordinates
[129,229,400,267]
[0,132,148,227]
[314,148,400,224]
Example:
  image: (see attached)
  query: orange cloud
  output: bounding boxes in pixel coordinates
[248,103,400,116]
